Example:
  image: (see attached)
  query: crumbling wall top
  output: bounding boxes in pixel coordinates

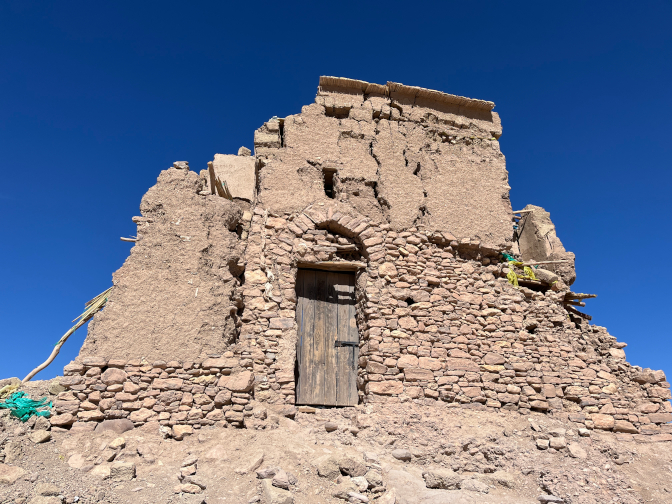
[517,204,577,286]
[319,76,496,111]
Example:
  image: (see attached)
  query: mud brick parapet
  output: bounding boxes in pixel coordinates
[53,355,255,430]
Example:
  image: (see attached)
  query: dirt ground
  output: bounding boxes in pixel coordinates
[2,380,672,504]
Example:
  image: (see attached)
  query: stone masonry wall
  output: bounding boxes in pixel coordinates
[63,200,672,440]
[231,201,672,441]
[52,355,256,433]
[358,241,672,441]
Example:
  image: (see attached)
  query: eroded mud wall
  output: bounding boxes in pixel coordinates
[79,166,245,362]
[254,77,511,250]
[517,205,577,285]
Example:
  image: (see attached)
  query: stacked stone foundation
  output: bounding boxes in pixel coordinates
[53,355,256,430]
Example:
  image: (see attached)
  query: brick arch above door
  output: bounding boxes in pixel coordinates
[287,204,384,257]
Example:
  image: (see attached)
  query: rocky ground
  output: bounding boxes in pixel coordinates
[1,379,672,504]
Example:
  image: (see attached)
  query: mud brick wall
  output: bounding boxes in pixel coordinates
[254,76,511,248]
[79,166,245,363]
[53,355,255,430]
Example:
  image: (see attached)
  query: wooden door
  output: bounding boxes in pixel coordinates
[295,269,359,406]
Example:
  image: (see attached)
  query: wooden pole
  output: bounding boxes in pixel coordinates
[521,260,571,266]
[214,177,233,199]
[22,287,112,383]
[565,293,597,300]
[565,305,592,321]
[22,326,79,383]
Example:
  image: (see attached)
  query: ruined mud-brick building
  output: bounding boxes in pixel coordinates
[53,77,671,441]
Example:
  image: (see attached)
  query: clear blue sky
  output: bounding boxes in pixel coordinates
[1,1,670,382]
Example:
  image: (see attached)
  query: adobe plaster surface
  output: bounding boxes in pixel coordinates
[79,165,244,362]
[255,77,510,249]
[518,204,577,285]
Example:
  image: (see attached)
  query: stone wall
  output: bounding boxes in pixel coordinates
[230,202,672,440]
[67,193,671,440]
[52,355,257,433]
[357,240,672,440]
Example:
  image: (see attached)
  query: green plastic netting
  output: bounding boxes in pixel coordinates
[0,391,52,422]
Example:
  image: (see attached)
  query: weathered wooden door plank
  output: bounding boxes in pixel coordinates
[335,272,347,406]
[312,271,328,405]
[347,273,359,406]
[348,275,359,406]
[295,270,305,403]
[297,269,317,405]
[335,272,358,406]
[347,273,359,405]
[324,271,339,405]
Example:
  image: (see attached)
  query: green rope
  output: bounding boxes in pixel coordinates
[0,391,52,422]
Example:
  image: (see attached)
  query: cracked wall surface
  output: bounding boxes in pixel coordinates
[255,77,511,250]
[79,165,245,362]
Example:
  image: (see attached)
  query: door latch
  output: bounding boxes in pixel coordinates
[335,341,359,347]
